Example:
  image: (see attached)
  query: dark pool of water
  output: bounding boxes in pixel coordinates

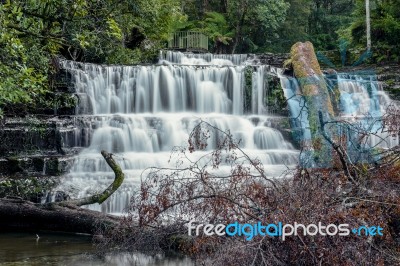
[0,232,193,265]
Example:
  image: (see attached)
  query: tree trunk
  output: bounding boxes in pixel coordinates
[220,0,228,13]
[0,198,119,234]
[0,150,125,234]
[290,41,336,167]
[231,1,248,54]
[366,0,371,50]
[64,150,125,207]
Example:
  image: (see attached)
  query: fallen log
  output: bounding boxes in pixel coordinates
[0,197,119,234]
[0,150,124,234]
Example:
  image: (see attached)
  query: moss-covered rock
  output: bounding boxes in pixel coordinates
[0,176,59,203]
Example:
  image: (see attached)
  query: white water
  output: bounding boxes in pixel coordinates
[279,70,399,167]
[336,72,399,149]
[60,52,399,213]
[159,50,249,66]
[279,74,312,143]
[58,52,298,214]
[58,52,399,213]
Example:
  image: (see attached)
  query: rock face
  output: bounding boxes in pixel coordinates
[376,64,400,101]
[0,117,81,177]
[248,53,289,66]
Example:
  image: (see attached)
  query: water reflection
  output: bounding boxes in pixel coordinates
[0,232,192,265]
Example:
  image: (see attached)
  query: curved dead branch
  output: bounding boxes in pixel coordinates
[63,150,125,207]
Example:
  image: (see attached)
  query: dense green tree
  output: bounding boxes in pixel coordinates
[264,0,312,53]
[179,0,356,53]
[0,0,183,116]
[0,1,59,116]
[344,0,400,50]
[307,0,355,50]
[177,0,289,53]
[228,0,289,53]
[196,12,234,53]
[1,0,399,117]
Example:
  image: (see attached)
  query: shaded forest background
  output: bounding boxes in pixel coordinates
[0,0,399,116]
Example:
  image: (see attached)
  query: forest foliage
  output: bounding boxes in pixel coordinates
[0,0,399,116]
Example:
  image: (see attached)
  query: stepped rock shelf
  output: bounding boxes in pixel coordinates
[1,48,398,217]
[56,51,299,214]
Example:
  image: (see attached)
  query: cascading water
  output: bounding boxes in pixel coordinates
[57,52,298,214]
[279,76,311,132]
[335,71,399,150]
[159,50,249,66]
[279,69,399,167]
[56,51,399,213]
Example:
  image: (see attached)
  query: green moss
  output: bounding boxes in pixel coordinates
[266,75,287,115]
[290,42,337,166]
[0,176,59,202]
[386,79,396,86]
[244,66,253,112]
[283,58,292,69]
[45,158,60,176]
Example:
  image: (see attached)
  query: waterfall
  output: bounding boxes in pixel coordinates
[58,52,298,214]
[60,61,247,115]
[159,50,249,65]
[280,69,398,167]
[278,73,311,141]
[252,65,267,115]
[335,71,399,150]
[57,51,400,213]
